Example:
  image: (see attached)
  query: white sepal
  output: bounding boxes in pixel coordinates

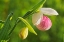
[32,11,43,25]
[40,8,58,15]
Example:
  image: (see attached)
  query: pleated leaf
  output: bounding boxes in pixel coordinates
[0,13,13,41]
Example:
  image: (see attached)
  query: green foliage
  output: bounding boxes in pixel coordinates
[0,13,13,41]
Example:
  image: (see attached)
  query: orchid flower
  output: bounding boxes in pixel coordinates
[32,8,58,31]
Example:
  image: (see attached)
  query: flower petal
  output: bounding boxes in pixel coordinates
[32,11,43,25]
[40,8,58,15]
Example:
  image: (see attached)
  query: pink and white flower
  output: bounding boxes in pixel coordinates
[32,8,58,31]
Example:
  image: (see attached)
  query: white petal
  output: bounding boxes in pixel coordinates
[40,8,58,15]
[32,11,43,25]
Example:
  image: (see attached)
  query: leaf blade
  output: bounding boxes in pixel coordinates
[0,13,13,41]
[23,0,46,18]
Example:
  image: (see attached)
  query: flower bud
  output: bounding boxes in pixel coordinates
[19,27,28,39]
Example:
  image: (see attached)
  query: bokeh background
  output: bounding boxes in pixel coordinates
[0,0,64,42]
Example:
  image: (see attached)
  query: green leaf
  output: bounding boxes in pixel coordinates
[23,0,46,18]
[0,13,13,41]
[31,0,46,12]
[18,17,37,35]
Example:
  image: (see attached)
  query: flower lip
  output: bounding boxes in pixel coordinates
[40,8,58,15]
[35,15,52,31]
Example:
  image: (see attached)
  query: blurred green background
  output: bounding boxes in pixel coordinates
[0,0,64,42]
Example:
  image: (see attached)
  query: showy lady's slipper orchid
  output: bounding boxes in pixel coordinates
[32,8,58,31]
